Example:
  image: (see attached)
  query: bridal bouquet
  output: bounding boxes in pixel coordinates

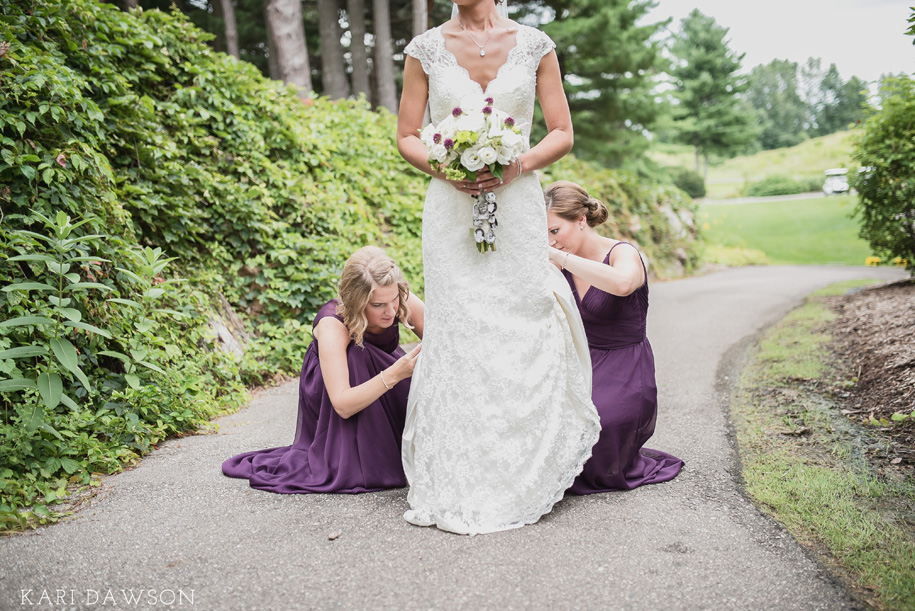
[420,98,524,253]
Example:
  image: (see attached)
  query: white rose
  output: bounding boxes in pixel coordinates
[478,146,498,165]
[460,147,486,172]
[496,150,514,166]
[430,143,449,162]
[501,130,522,151]
[420,124,437,147]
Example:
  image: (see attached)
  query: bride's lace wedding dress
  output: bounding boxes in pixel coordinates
[402,22,600,535]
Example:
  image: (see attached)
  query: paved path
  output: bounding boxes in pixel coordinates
[700,192,828,205]
[3,265,907,611]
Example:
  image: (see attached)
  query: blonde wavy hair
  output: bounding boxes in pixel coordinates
[336,246,412,347]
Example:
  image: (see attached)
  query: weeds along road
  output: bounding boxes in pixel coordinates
[2,265,907,611]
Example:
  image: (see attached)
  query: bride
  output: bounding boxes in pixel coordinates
[396,0,600,534]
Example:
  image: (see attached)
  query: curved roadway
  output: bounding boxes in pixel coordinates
[3,265,906,610]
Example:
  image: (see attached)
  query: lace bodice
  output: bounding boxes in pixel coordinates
[405,23,556,143]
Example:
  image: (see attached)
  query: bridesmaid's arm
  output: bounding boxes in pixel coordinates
[315,317,420,419]
[551,245,646,297]
[406,292,425,340]
[522,50,574,174]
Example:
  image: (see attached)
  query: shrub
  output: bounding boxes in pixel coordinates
[745,175,819,197]
[671,167,707,198]
[851,76,915,273]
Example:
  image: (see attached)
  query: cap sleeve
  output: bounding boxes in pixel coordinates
[404,28,437,75]
[528,27,556,60]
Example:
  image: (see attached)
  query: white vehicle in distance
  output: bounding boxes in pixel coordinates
[823,168,850,195]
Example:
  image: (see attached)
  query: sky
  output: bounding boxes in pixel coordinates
[646,0,914,84]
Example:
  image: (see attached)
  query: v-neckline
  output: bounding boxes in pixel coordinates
[437,25,521,95]
[570,250,613,305]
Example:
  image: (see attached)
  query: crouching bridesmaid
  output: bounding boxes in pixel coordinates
[545,181,683,494]
[222,246,424,493]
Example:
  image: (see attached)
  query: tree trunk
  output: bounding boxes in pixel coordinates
[124,0,138,8]
[264,4,280,80]
[319,0,351,99]
[372,0,397,113]
[412,0,427,37]
[217,0,240,59]
[694,146,700,175]
[265,0,313,97]
[347,0,370,101]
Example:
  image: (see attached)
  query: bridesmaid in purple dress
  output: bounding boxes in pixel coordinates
[544,181,683,494]
[222,246,424,494]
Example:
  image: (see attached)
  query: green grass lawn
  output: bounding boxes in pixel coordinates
[651,131,856,199]
[699,194,877,265]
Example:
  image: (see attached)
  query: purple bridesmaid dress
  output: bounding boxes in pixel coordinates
[222,300,409,493]
[564,243,683,494]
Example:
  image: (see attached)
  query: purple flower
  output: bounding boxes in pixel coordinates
[504,117,515,127]
[485,97,494,105]
[482,106,492,115]
[444,138,454,150]
[433,133,442,144]
[452,107,463,117]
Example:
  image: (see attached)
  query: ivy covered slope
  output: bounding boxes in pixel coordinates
[0,0,697,529]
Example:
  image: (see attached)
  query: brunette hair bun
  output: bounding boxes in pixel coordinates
[544,180,609,228]
[584,196,609,227]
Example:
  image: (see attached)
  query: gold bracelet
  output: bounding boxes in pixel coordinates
[380,370,394,390]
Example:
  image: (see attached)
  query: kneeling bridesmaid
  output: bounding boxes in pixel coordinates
[222,246,424,493]
[545,181,683,494]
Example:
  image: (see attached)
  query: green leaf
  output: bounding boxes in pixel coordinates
[6,254,55,263]
[891,412,910,422]
[63,282,112,292]
[107,298,142,309]
[145,288,166,299]
[130,348,148,362]
[0,377,38,391]
[58,307,82,323]
[39,422,63,440]
[137,360,166,375]
[64,273,80,283]
[48,295,71,307]
[59,394,79,411]
[37,371,63,409]
[98,350,130,364]
[124,373,141,389]
[1,282,55,292]
[0,316,54,328]
[152,308,188,318]
[135,320,154,333]
[50,338,79,372]
[62,321,112,338]
[0,346,48,359]
[20,401,44,431]
[115,267,144,284]
[59,457,79,475]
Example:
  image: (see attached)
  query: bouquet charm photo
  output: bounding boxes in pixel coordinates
[420,97,524,253]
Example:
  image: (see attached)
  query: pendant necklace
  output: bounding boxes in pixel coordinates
[457,18,494,57]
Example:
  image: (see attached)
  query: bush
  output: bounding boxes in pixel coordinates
[851,76,915,273]
[671,167,707,198]
[745,175,819,197]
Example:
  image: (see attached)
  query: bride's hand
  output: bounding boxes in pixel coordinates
[476,160,522,191]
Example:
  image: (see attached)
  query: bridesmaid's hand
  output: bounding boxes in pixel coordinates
[387,344,422,385]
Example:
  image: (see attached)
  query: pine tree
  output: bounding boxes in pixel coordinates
[670,9,757,174]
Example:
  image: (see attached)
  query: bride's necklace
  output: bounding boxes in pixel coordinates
[457,18,494,57]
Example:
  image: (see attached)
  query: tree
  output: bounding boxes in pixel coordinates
[265,0,313,96]
[372,0,397,112]
[318,0,351,99]
[852,76,915,272]
[412,0,427,37]
[515,0,667,169]
[744,59,807,150]
[213,0,241,59]
[669,9,757,174]
[347,0,371,100]
[810,63,866,135]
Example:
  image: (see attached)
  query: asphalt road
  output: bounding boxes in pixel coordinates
[2,265,907,611]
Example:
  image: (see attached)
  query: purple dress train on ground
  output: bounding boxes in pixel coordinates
[564,242,684,494]
[222,300,409,494]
